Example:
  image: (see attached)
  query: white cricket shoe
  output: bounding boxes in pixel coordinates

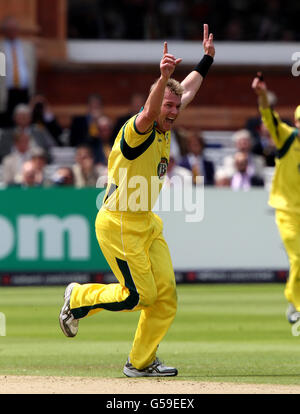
[286,303,300,324]
[59,283,79,337]
[123,357,178,377]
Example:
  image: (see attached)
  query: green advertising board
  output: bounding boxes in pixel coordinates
[0,187,110,272]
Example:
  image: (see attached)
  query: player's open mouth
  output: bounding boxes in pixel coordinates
[165,117,175,124]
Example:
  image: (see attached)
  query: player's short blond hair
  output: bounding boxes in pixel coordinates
[150,78,184,97]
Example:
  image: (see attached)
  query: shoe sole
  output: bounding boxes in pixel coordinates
[59,283,78,337]
[123,366,178,377]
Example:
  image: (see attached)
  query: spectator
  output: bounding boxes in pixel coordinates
[30,101,56,155]
[179,131,215,186]
[214,167,231,187]
[70,93,104,147]
[20,160,38,188]
[0,103,54,161]
[0,103,31,161]
[168,128,186,163]
[51,167,75,187]
[29,94,63,146]
[112,92,145,139]
[0,16,37,127]
[165,152,192,186]
[30,146,51,187]
[2,130,34,185]
[12,102,32,128]
[231,151,264,191]
[54,113,73,146]
[72,144,107,188]
[89,115,113,165]
[223,129,265,179]
[256,121,277,167]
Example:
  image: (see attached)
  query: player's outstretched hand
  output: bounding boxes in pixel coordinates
[203,24,215,58]
[252,72,267,95]
[160,42,182,80]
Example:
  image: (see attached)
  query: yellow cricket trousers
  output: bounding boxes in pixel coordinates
[276,209,300,310]
[70,207,177,370]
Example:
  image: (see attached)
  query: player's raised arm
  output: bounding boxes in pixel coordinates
[135,42,182,133]
[180,24,215,111]
[251,72,269,109]
[251,72,294,148]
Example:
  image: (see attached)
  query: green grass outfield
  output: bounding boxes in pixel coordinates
[0,283,300,385]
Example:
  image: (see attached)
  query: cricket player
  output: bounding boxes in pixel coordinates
[59,24,215,377]
[252,73,300,324]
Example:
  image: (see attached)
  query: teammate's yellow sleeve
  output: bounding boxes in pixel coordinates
[259,106,295,148]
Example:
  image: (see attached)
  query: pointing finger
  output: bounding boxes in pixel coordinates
[203,24,208,41]
[163,41,168,55]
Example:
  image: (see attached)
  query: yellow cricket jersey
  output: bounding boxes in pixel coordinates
[260,106,300,214]
[102,114,171,212]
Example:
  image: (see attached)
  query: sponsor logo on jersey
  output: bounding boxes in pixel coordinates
[157,158,168,179]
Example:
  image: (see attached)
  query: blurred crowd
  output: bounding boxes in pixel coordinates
[0,89,276,191]
[68,0,300,41]
[0,14,281,192]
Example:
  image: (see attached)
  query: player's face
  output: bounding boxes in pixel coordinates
[157,89,181,132]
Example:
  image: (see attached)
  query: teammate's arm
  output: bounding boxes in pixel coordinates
[180,24,215,111]
[135,42,182,134]
[252,73,294,147]
[251,72,269,109]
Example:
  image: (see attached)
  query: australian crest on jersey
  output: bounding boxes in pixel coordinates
[156,129,170,180]
[157,157,168,180]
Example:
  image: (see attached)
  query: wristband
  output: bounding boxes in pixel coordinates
[194,55,214,78]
